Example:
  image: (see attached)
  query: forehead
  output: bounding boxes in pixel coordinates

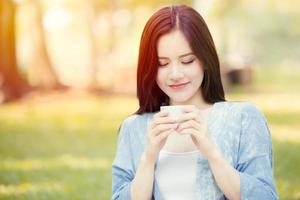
[157,29,192,57]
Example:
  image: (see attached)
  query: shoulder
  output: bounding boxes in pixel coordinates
[120,113,152,134]
[223,101,270,135]
[122,113,151,127]
[220,101,265,119]
[117,113,152,145]
[217,101,268,129]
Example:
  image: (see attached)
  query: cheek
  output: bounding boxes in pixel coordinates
[189,67,204,87]
[188,64,204,79]
[194,71,204,85]
[195,69,204,79]
[156,69,166,86]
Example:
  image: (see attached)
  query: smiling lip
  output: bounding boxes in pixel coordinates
[169,82,190,90]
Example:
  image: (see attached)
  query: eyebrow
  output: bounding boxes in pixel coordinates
[158,52,194,59]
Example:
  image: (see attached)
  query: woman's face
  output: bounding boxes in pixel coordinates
[156,29,204,105]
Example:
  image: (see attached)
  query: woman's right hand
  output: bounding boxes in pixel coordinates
[143,111,177,163]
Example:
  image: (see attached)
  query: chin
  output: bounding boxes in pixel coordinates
[168,94,193,104]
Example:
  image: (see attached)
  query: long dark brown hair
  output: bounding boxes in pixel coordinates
[135,5,225,114]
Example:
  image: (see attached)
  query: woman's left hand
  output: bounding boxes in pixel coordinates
[176,105,219,159]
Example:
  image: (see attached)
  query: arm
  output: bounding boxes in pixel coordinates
[178,103,278,200]
[207,104,278,200]
[177,106,241,199]
[235,104,279,199]
[112,121,134,200]
[112,113,176,200]
[177,108,240,200]
[207,149,241,200]
[130,153,155,200]
[131,112,175,199]
[112,126,155,200]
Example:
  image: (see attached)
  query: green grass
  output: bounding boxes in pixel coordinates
[0,94,137,200]
[0,67,300,199]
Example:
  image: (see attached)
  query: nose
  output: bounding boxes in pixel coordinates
[169,63,184,81]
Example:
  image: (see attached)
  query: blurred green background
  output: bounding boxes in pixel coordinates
[0,0,300,199]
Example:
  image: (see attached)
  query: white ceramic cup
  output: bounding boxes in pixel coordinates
[160,105,194,120]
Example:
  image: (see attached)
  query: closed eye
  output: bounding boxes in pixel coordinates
[158,63,169,67]
[182,59,194,65]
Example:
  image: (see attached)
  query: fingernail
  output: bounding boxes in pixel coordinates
[173,123,178,129]
[177,125,181,131]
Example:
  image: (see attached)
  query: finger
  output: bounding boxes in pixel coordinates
[177,112,199,123]
[152,123,178,136]
[152,117,177,127]
[154,111,169,118]
[178,128,198,135]
[177,120,200,132]
[154,129,173,144]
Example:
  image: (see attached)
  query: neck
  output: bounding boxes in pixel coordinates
[170,90,212,109]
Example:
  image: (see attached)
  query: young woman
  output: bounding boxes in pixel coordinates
[112,5,279,200]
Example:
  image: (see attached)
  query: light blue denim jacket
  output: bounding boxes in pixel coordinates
[112,101,279,199]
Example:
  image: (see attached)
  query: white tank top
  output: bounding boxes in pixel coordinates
[155,150,199,200]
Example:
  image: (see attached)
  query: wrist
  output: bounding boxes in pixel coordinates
[206,148,222,163]
[141,152,156,167]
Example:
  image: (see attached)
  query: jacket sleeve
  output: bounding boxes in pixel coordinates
[112,121,135,200]
[236,103,279,200]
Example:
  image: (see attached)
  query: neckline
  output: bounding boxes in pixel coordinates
[160,149,199,156]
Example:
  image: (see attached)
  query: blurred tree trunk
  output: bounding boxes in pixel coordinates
[84,0,117,91]
[0,0,29,103]
[28,0,63,90]
[107,0,116,53]
[85,0,98,90]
